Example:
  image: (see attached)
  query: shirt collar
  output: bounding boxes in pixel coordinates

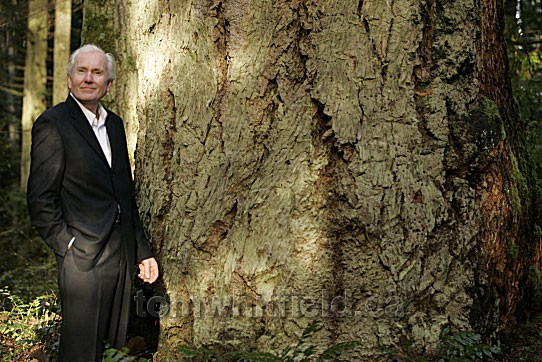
[70,93,108,127]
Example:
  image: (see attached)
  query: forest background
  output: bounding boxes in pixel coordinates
[0,0,542,361]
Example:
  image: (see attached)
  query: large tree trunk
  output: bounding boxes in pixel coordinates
[20,0,48,191]
[83,0,540,359]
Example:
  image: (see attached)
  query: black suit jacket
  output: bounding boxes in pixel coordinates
[27,95,153,272]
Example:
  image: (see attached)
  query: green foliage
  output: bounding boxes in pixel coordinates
[102,346,149,362]
[383,327,501,362]
[0,116,58,360]
[0,133,53,302]
[506,0,542,86]
[0,184,54,303]
[505,0,542,216]
[0,256,57,303]
[0,288,60,361]
[174,345,218,361]
[435,328,501,361]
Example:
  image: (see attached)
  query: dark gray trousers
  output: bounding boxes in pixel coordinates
[56,224,129,362]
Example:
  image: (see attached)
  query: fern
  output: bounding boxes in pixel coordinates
[437,328,501,361]
[176,345,216,361]
[0,287,60,361]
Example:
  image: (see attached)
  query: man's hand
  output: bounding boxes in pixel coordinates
[138,257,159,283]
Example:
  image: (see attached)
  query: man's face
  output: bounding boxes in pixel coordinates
[68,51,112,106]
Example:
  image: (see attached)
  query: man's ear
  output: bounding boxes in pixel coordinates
[106,80,113,91]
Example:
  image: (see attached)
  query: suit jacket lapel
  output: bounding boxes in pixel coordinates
[105,114,120,171]
[66,95,110,167]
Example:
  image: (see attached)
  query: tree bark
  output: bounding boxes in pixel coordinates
[20,0,48,191]
[53,0,72,105]
[83,0,540,359]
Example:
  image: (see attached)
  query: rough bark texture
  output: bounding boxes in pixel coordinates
[83,0,540,359]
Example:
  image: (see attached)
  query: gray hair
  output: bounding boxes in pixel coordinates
[67,44,116,81]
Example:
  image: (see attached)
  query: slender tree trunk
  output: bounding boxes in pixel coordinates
[20,0,48,191]
[7,28,18,142]
[1,0,24,143]
[83,0,541,359]
[53,0,71,105]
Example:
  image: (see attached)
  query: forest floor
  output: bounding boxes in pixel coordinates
[1,202,542,361]
[3,247,542,362]
[497,317,542,362]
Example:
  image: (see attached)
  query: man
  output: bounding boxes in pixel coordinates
[27,44,159,361]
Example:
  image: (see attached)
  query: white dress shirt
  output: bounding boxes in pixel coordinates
[70,93,112,167]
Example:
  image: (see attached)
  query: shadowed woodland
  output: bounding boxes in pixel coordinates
[1,0,542,361]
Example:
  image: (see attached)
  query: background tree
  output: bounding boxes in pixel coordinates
[505,0,542,183]
[503,0,542,323]
[53,0,72,105]
[0,0,26,145]
[20,0,48,191]
[0,0,27,234]
[71,0,542,360]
